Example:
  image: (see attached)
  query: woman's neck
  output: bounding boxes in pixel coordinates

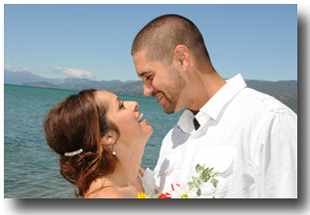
[109,144,144,188]
[85,145,145,198]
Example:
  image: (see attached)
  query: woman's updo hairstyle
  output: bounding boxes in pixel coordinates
[44,89,119,197]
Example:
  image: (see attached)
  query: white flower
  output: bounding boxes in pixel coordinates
[200,182,217,197]
[140,168,157,197]
[170,183,198,199]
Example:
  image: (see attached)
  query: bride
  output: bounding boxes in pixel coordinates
[44,89,155,198]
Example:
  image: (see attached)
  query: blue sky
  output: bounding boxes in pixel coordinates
[4,4,297,81]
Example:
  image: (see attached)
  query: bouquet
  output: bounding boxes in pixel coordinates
[138,164,218,199]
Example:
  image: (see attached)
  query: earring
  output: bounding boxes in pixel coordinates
[112,141,116,156]
[183,67,187,71]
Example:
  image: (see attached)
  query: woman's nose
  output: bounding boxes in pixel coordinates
[125,101,139,111]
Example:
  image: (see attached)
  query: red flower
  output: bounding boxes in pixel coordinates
[156,183,182,198]
[158,192,171,199]
[171,183,180,191]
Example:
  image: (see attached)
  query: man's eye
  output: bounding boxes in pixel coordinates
[146,75,153,80]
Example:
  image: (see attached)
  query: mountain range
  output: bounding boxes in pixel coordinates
[4,70,297,112]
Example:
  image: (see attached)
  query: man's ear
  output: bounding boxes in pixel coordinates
[100,130,117,146]
[174,45,190,71]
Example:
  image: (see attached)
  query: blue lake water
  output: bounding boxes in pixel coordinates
[4,84,181,198]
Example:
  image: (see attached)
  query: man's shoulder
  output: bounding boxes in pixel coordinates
[236,87,293,113]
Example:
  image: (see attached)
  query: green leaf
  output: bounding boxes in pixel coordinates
[193,177,202,187]
[195,164,204,173]
[189,164,220,198]
[188,182,195,189]
[192,176,197,183]
[202,169,210,179]
[197,188,201,196]
[211,178,219,188]
[196,179,203,187]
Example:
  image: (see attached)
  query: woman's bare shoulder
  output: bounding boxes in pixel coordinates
[85,178,123,198]
[86,186,123,198]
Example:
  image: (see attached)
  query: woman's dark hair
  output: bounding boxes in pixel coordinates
[44,89,119,197]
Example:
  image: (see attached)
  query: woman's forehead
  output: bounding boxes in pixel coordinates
[95,91,116,99]
[95,91,118,107]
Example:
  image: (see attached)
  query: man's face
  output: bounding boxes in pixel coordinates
[133,50,186,114]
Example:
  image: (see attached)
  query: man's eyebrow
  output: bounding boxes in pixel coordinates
[138,71,151,78]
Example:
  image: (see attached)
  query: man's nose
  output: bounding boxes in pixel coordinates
[143,84,153,97]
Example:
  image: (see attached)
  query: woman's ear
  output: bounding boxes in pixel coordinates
[100,130,117,146]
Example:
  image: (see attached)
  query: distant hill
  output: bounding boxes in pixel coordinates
[4,70,52,85]
[246,80,297,112]
[4,70,297,112]
[4,69,143,96]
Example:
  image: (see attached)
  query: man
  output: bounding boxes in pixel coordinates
[131,14,297,198]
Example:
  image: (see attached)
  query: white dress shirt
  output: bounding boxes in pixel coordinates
[154,74,297,198]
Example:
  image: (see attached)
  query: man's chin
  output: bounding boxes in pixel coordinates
[163,109,175,114]
[163,104,182,114]
[162,105,175,114]
[162,99,182,114]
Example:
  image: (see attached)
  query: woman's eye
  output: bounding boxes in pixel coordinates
[120,101,125,109]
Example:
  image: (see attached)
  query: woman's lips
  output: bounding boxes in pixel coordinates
[137,112,143,121]
[139,119,148,124]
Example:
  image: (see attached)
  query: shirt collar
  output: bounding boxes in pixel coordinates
[177,74,247,134]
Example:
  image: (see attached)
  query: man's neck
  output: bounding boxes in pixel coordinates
[186,71,226,111]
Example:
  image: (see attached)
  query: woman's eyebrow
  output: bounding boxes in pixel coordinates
[115,97,120,105]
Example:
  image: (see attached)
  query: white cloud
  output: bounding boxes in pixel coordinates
[52,66,94,79]
[4,64,13,70]
[21,67,32,72]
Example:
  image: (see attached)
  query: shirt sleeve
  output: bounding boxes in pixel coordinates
[255,109,297,198]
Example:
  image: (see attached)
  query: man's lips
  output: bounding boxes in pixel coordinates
[154,92,164,104]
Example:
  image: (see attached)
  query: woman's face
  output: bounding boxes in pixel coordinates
[95,91,153,147]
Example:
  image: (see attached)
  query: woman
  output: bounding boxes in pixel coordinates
[44,89,155,198]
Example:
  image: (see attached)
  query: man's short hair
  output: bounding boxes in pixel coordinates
[131,14,211,66]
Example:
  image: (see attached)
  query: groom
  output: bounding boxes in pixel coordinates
[131,14,297,198]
